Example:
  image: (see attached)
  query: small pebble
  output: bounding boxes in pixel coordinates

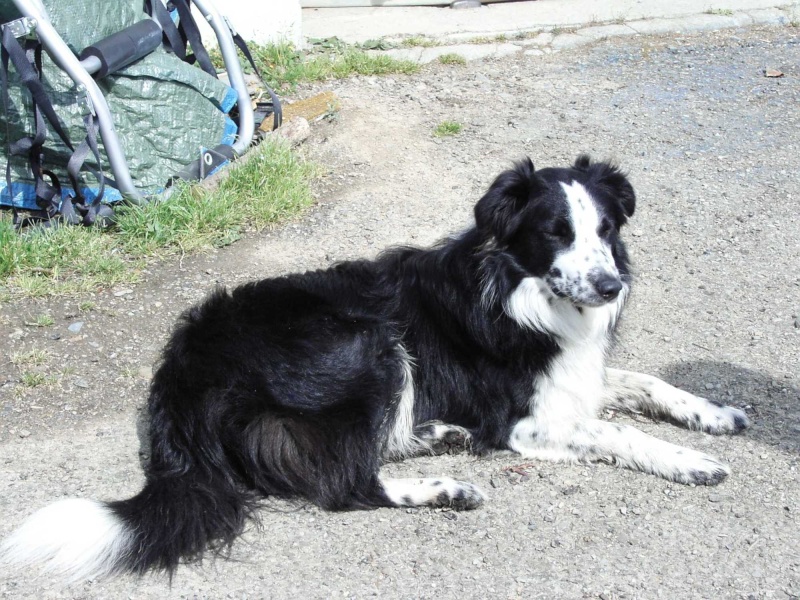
[19,430,31,438]
[68,322,84,334]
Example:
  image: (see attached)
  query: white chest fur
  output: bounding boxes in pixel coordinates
[530,336,609,426]
[506,278,627,450]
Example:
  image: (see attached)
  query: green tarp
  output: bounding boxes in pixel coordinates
[1,0,237,208]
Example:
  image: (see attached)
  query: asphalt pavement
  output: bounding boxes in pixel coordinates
[0,9,799,600]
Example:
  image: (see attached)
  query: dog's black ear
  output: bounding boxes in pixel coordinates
[573,154,592,171]
[573,154,636,218]
[475,158,545,242]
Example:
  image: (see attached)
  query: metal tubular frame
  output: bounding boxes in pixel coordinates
[9,0,256,204]
[191,0,254,156]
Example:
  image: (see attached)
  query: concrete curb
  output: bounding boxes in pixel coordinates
[360,6,798,64]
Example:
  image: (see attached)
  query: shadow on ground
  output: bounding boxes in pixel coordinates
[659,361,800,454]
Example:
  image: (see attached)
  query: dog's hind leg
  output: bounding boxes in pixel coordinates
[380,477,485,510]
[603,368,749,434]
[411,421,473,455]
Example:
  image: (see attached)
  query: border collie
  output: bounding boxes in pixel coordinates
[1,156,748,582]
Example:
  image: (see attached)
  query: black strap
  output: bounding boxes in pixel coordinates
[2,29,74,151]
[142,1,282,132]
[1,39,18,218]
[1,29,61,216]
[230,32,282,129]
[145,0,188,61]
[170,0,217,77]
[1,26,110,222]
[67,113,105,206]
[145,0,217,78]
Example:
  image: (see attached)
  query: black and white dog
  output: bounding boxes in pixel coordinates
[1,156,748,581]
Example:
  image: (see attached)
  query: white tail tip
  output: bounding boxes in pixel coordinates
[0,499,129,583]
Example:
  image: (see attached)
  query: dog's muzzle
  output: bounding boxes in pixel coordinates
[592,273,623,301]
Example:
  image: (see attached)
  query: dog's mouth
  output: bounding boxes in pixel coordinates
[572,295,617,308]
[545,276,622,308]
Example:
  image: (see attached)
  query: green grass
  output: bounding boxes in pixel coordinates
[0,140,316,297]
[468,33,512,44]
[10,348,50,367]
[705,8,734,16]
[438,53,467,66]
[19,371,56,388]
[115,141,316,255]
[213,39,419,91]
[433,121,463,137]
[0,220,134,296]
[23,314,55,327]
[401,36,441,49]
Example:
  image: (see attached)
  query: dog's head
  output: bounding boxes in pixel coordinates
[475,155,635,307]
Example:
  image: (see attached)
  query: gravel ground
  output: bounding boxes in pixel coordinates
[1,25,799,599]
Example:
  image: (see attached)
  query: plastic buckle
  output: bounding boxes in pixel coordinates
[1,17,36,39]
[76,84,96,117]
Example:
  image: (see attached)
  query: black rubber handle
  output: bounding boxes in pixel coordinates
[79,19,162,78]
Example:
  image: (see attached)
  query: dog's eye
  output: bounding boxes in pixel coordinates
[544,221,571,240]
[598,220,614,237]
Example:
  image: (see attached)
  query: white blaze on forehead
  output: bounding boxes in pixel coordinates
[556,181,616,274]
[560,180,599,245]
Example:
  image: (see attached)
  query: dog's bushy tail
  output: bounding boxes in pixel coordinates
[0,465,252,582]
[1,346,256,582]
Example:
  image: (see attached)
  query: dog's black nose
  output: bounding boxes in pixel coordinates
[594,275,622,300]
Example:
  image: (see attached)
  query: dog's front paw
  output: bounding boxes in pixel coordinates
[688,400,749,435]
[432,480,486,511]
[669,449,730,486]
